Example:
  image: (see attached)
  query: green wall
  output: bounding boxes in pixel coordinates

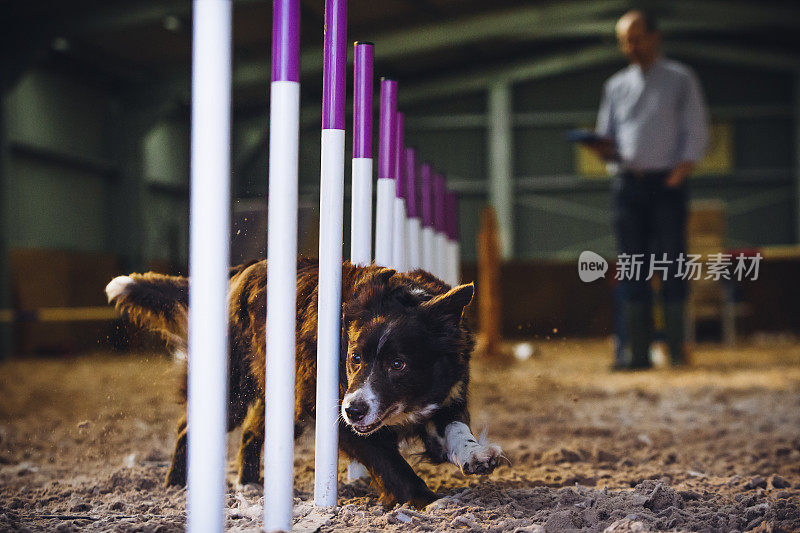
[5,70,113,253]
[3,57,798,269]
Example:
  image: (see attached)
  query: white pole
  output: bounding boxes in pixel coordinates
[375,179,395,266]
[452,242,461,285]
[433,173,448,281]
[375,79,397,267]
[314,0,347,508]
[264,0,300,530]
[419,162,436,274]
[351,157,373,266]
[452,193,461,285]
[436,232,449,281]
[187,2,231,533]
[392,197,407,270]
[403,148,421,271]
[445,190,460,286]
[406,218,421,271]
[350,42,374,267]
[422,226,436,273]
[315,128,345,506]
[392,112,406,271]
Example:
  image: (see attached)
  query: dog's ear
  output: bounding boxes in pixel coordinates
[372,267,396,285]
[421,283,474,321]
[344,267,397,322]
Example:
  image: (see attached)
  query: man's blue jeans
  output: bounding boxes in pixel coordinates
[612,171,688,304]
[613,170,689,366]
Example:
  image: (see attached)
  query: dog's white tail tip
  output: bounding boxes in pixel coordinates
[105,276,134,303]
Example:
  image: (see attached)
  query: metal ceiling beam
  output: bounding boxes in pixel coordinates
[235,38,800,176]
[399,45,622,103]
[657,0,800,30]
[667,42,800,72]
[400,40,800,105]
[240,39,799,130]
[65,0,264,35]
[233,6,797,89]
[233,0,632,86]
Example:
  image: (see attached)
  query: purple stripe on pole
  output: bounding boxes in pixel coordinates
[353,42,373,158]
[322,0,347,129]
[433,173,446,233]
[271,0,300,82]
[404,148,419,218]
[378,79,397,180]
[420,163,433,227]
[394,112,405,197]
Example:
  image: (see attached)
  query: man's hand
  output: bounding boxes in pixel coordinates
[585,138,617,161]
[665,161,694,188]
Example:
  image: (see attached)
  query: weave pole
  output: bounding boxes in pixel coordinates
[392,112,407,271]
[314,0,347,508]
[404,148,421,271]
[187,1,232,532]
[452,192,462,284]
[433,173,448,280]
[347,42,374,483]
[446,190,460,286]
[375,79,397,267]
[264,0,300,529]
[350,42,374,267]
[419,162,435,273]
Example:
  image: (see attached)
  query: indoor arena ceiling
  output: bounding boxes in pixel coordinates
[3,0,800,110]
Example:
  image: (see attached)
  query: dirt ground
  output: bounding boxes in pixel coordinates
[1,339,800,532]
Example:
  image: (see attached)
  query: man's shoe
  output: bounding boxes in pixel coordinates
[610,360,653,371]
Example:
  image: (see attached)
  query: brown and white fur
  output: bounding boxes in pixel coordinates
[105,258,505,508]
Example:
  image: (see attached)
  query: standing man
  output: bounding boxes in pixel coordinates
[588,10,708,368]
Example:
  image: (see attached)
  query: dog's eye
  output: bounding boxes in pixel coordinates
[390,359,406,371]
[350,353,361,365]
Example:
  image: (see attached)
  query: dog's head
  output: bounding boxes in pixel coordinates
[341,270,474,435]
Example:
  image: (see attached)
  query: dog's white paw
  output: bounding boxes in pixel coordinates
[105,276,134,303]
[235,482,263,493]
[459,442,506,475]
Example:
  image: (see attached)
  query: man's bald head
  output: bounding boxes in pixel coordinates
[616,10,660,68]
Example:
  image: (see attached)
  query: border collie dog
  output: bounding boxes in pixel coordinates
[106,258,505,508]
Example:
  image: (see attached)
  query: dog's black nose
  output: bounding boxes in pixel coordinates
[345,401,368,423]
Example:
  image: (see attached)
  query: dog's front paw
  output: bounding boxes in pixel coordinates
[460,443,506,475]
[408,488,439,510]
[379,484,438,510]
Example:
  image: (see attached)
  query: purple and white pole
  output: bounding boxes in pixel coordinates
[404,148,421,270]
[433,173,448,280]
[419,163,436,274]
[375,79,397,267]
[187,2,232,532]
[315,0,347,509]
[445,190,460,286]
[391,112,407,271]
[453,193,462,284]
[264,0,300,530]
[350,42,373,267]
[347,41,373,484]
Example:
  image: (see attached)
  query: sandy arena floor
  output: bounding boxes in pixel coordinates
[1,339,800,532]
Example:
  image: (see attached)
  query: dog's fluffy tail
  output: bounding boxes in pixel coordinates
[106,273,189,352]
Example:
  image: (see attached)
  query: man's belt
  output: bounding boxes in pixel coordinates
[622,169,671,179]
